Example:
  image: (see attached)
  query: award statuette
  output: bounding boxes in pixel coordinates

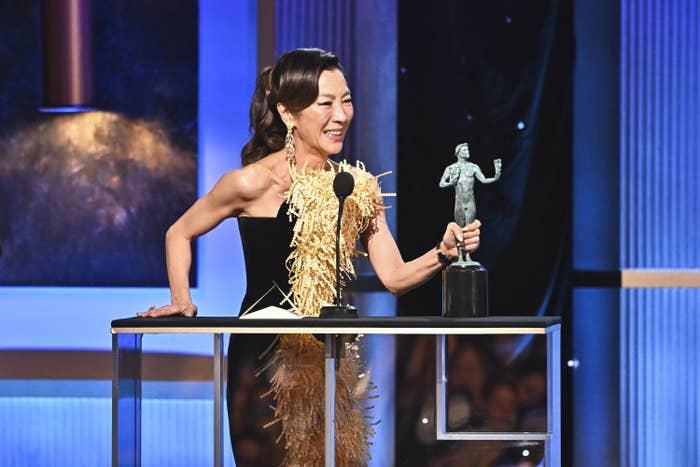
[439,142,502,317]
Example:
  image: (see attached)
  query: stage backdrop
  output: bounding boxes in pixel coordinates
[0,1,198,286]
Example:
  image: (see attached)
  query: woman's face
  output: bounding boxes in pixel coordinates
[292,68,354,158]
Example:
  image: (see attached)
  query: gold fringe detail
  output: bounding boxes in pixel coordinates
[263,160,387,466]
[267,334,375,466]
[285,160,384,316]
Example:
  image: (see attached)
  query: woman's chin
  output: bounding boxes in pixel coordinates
[323,142,344,156]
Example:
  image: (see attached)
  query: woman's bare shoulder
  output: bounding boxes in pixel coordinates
[213,162,275,203]
[218,153,289,200]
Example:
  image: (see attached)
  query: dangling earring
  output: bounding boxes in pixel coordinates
[285,124,296,164]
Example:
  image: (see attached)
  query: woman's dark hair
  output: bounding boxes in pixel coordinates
[241,48,343,166]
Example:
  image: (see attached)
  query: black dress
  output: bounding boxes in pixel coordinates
[226,202,292,467]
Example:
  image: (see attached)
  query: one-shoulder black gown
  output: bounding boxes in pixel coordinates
[227,203,292,466]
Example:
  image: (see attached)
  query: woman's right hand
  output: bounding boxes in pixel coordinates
[137,302,198,318]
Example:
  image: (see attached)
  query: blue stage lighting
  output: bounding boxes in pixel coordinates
[37,106,96,113]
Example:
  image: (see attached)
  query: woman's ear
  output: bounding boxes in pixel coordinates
[277,103,295,129]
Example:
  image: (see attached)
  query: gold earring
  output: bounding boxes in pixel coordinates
[285,124,296,163]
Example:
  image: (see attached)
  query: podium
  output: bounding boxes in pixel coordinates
[111,316,561,467]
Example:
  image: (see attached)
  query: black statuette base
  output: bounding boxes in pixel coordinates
[319,304,358,319]
[442,263,489,317]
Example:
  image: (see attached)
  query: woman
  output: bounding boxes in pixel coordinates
[140,48,481,466]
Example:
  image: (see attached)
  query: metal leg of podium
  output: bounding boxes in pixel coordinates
[324,334,336,467]
[213,334,224,467]
[435,334,447,435]
[545,326,561,466]
[112,333,142,467]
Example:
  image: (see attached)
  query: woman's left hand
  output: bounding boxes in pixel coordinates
[441,219,481,257]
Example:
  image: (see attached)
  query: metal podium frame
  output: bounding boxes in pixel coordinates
[435,330,561,463]
[111,316,561,467]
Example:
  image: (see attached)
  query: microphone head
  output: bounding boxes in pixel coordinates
[333,171,355,198]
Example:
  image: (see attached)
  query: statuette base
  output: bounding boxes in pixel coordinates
[442,262,489,317]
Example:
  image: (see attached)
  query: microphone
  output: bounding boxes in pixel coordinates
[333,170,354,198]
[320,170,358,320]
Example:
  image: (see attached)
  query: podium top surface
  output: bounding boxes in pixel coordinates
[111,316,561,335]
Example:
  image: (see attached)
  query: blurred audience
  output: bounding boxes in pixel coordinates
[397,334,548,466]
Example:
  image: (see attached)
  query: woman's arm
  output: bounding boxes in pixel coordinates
[139,167,267,317]
[363,207,481,296]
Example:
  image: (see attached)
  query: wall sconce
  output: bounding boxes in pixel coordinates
[39,0,95,112]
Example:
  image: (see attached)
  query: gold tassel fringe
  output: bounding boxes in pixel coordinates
[264,160,389,465]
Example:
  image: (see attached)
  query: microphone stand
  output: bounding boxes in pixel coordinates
[319,194,358,319]
[320,173,359,370]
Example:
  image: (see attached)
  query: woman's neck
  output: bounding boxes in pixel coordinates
[294,151,331,170]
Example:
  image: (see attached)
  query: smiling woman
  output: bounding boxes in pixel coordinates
[240,49,352,168]
[280,69,354,159]
[138,48,482,466]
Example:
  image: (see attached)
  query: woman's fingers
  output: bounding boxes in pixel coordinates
[463,219,481,232]
[147,306,179,318]
[442,222,463,251]
[463,237,480,252]
[181,304,198,318]
[137,305,170,318]
[137,304,197,318]
[450,222,463,243]
[461,219,482,252]
[442,220,483,253]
